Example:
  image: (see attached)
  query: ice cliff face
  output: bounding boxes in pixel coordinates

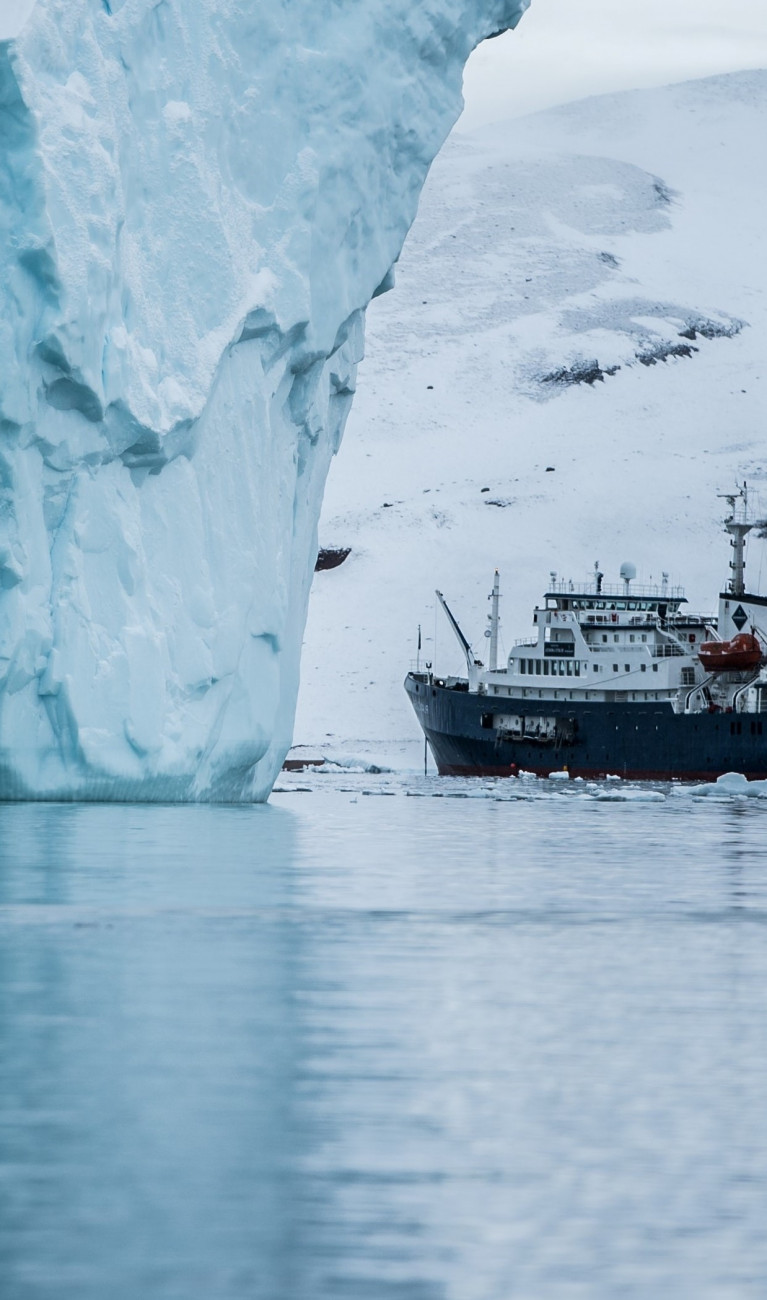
[0,0,529,799]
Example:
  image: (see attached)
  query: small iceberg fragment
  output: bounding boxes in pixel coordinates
[595,788,665,802]
[689,771,767,797]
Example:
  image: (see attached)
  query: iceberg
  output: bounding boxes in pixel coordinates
[0,0,529,800]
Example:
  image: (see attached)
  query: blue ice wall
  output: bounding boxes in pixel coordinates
[0,0,529,799]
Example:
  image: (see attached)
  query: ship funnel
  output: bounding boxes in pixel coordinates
[620,561,636,594]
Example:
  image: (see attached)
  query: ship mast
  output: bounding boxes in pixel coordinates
[488,570,500,672]
[720,483,753,597]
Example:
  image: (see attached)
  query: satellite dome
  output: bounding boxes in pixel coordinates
[620,561,637,582]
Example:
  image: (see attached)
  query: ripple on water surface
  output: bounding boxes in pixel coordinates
[1,776,767,1298]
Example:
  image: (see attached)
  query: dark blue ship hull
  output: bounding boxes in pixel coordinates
[405,673,767,780]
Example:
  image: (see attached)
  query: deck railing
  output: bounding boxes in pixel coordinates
[546,580,685,600]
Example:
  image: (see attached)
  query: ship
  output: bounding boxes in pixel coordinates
[405,486,767,781]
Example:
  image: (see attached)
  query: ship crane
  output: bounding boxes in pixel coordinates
[435,590,483,690]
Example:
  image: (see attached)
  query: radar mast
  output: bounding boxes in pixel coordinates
[720,482,753,597]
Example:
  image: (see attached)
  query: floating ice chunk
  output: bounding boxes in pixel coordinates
[595,788,665,802]
[715,771,750,793]
[548,769,570,781]
[689,771,767,797]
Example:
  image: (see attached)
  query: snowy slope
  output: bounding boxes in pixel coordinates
[296,70,767,761]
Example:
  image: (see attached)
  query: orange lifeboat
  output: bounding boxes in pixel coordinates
[698,632,762,673]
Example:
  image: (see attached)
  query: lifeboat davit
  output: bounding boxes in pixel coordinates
[698,632,762,673]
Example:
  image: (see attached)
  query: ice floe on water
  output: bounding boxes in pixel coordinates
[688,771,767,799]
[274,767,670,803]
[593,788,666,803]
[273,763,767,806]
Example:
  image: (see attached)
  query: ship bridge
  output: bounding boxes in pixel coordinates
[543,577,687,621]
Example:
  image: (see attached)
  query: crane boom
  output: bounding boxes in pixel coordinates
[435,590,481,687]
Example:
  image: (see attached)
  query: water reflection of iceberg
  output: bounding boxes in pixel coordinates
[0,804,301,1299]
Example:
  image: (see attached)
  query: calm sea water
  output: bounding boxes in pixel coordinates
[2,774,767,1299]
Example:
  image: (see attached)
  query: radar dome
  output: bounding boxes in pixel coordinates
[620,562,637,582]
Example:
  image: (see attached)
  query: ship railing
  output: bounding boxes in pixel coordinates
[546,580,686,599]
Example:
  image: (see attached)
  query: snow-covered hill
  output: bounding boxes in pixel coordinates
[296,70,767,763]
